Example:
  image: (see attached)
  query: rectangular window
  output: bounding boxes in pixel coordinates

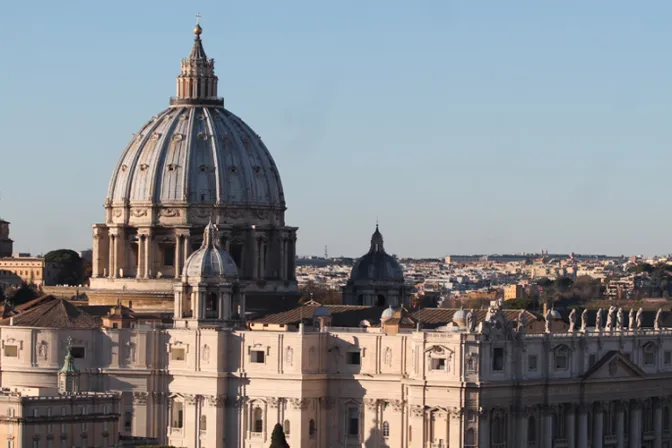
[103,438,107,448]
[555,354,568,370]
[124,412,133,431]
[8,440,13,448]
[47,441,52,448]
[492,348,504,371]
[81,440,86,448]
[4,345,18,357]
[431,357,446,371]
[171,348,186,361]
[665,351,671,366]
[164,246,175,266]
[588,354,596,367]
[70,347,85,359]
[32,440,38,448]
[528,355,538,371]
[348,407,359,436]
[82,422,87,432]
[467,410,477,422]
[60,440,65,448]
[644,351,655,366]
[346,351,361,365]
[33,409,39,417]
[250,350,265,363]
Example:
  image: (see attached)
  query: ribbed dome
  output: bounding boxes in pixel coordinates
[183,221,238,280]
[106,25,285,212]
[350,225,404,282]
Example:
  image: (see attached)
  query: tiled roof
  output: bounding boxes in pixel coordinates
[253,305,536,329]
[0,298,99,329]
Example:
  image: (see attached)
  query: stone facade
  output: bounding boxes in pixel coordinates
[0,257,61,287]
[0,221,12,259]
[0,302,671,447]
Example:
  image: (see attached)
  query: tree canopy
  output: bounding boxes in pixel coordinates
[44,249,89,285]
[270,423,289,448]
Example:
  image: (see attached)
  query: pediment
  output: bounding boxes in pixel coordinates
[582,351,645,381]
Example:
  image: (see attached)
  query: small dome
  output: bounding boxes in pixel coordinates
[183,221,238,279]
[549,309,562,320]
[314,306,331,318]
[381,305,395,321]
[453,309,468,327]
[350,225,404,283]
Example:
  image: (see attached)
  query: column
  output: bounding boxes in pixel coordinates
[543,407,553,448]
[593,403,604,448]
[578,405,588,448]
[108,234,115,278]
[144,230,152,279]
[92,230,102,278]
[628,400,642,448]
[654,399,662,448]
[518,408,529,447]
[174,234,182,279]
[136,236,144,279]
[183,234,191,267]
[279,236,287,281]
[364,400,378,445]
[567,405,576,448]
[251,232,259,280]
[111,233,119,278]
[616,402,624,448]
[478,409,490,448]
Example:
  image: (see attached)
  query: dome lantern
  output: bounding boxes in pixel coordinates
[171,15,223,107]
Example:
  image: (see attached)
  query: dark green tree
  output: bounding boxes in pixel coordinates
[44,249,88,285]
[270,423,289,448]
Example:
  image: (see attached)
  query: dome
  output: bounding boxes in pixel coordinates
[381,305,395,321]
[350,225,404,282]
[183,221,238,280]
[453,309,468,327]
[106,25,285,213]
[313,306,331,318]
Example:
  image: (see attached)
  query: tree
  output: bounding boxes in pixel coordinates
[270,423,289,448]
[44,249,88,285]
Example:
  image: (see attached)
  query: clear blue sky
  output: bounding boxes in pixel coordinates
[1,1,671,258]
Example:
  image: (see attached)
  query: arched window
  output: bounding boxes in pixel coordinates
[664,406,670,431]
[382,421,390,437]
[465,428,475,445]
[643,342,657,366]
[253,407,263,433]
[206,292,218,317]
[527,416,536,443]
[492,414,505,443]
[309,419,316,438]
[171,399,184,429]
[283,420,290,435]
[200,415,207,432]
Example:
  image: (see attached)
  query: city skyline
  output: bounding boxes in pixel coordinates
[2,1,672,257]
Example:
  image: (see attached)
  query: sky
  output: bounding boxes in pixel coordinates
[1,1,672,258]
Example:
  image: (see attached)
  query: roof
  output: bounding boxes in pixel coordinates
[253,305,536,330]
[0,298,99,329]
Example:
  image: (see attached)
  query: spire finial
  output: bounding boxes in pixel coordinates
[194,12,203,36]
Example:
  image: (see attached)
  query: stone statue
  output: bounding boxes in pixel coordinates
[616,307,624,330]
[466,311,475,332]
[605,306,615,330]
[636,308,643,330]
[581,309,588,332]
[654,308,663,330]
[518,310,527,334]
[628,308,635,330]
[568,309,577,332]
[595,308,603,330]
[544,309,552,333]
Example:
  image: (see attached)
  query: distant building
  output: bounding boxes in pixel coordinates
[503,284,524,301]
[0,220,13,258]
[0,256,61,287]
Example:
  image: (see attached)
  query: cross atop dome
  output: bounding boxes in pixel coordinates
[170,18,223,107]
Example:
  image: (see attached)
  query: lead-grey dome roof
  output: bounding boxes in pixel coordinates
[183,221,238,280]
[350,225,404,283]
[106,26,285,211]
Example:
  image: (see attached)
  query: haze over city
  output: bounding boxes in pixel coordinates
[2,1,672,257]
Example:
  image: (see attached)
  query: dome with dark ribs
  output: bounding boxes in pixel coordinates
[350,225,404,283]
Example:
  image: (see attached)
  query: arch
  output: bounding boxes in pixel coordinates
[200,414,207,431]
[309,419,316,438]
[252,407,263,433]
[382,421,390,437]
[527,416,536,443]
[376,294,386,306]
[465,428,475,445]
[283,419,290,435]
